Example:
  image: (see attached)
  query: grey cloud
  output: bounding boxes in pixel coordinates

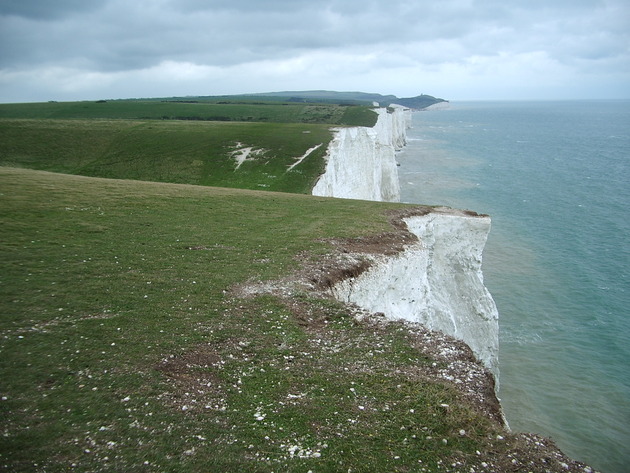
[1,0,628,101]
[0,0,101,19]
[0,0,562,70]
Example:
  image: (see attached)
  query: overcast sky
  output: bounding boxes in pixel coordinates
[1,0,628,102]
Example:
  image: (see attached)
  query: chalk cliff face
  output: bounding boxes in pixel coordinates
[312,106,500,378]
[312,105,411,202]
[331,209,499,377]
[423,101,451,111]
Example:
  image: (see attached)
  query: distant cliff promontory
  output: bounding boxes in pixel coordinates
[251,90,448,110]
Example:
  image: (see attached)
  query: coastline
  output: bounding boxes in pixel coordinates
[311,105,500,376]
[306,105,600,472]
[397,101,630,473]
[312,105,409,202]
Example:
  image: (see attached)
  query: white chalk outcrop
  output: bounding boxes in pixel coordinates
[423,101,451,111]
[332,209,499,377]
[312,105,411,202]
[230,142,267,170]
[310,106,499,378]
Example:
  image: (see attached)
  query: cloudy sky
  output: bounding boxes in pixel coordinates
[1,0,628,102]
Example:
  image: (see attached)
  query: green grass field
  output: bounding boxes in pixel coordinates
[0,119,334,193]
[0,100,567,472]
[0,99,378,127]
[0,167,515,472]
[0,99,377,194]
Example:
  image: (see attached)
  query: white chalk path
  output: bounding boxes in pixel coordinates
[230,142,267,170]
[229,142,323,172]
[287,143,323,171]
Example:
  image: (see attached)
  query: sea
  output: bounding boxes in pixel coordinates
[396,100,629,473]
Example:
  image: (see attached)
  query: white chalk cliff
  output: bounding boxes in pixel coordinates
[312,108,500,377]
[312,105,411,202]
[331,210,499,376]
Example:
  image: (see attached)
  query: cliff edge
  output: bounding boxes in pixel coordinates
[234,205,595,472]
[301,104,597,471]
[312,105,498,377]
[312,105,410,202]
[332,208,499,377]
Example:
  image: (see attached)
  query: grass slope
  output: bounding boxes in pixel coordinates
[0,100,378,127]
[1,167,507,472]
[0,99,586,472]
[0,99,377,193]
[0,119,335,193]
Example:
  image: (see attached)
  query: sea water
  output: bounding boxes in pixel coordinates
[396,101,630,473]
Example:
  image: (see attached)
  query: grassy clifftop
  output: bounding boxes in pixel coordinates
[0,98,377,194]
[0,99,378,126]
[0,119,333,193]
[0,98,590,472]
[1,167,493,472]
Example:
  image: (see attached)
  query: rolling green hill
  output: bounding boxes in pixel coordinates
[0,99,378,126]
[0,119,333,193]
[0,96,584,472]
[250,90,448,109]
[1,167,507,472]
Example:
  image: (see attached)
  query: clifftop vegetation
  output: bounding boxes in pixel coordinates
[0,95,590,472]
[0,97,378,127]
[248,90,448,110]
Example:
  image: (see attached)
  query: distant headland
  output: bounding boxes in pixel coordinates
[248,90,449,110]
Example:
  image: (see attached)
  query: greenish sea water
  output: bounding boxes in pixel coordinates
[397,101,630,473]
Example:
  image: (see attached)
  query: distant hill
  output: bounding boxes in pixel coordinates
[153,90,448,110]
[249,90,448,109]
